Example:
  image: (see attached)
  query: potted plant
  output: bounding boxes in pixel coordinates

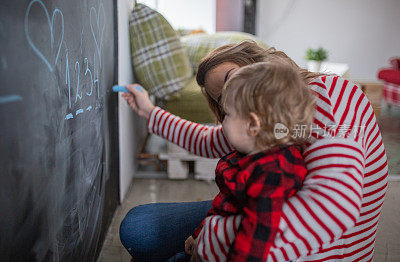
[305,47,328,72]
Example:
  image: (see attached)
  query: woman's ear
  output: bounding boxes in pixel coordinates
[248,112,261,137]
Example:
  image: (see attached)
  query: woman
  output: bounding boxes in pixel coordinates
[120,41,388,261]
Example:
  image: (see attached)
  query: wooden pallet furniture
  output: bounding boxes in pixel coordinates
[159,142,218,180]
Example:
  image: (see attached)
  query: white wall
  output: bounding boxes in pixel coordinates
[117,0,146,202]
[256,0,400,81]
[138,0,216,33]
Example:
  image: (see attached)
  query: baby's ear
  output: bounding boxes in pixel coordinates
[248,112,261,137]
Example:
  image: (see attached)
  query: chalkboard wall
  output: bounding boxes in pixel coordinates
[0,0,119,261]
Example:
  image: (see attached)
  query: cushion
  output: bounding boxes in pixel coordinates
[378,69,400,85]
[181,31,268,73]
[129,4,193,99]
[166,77,215,123]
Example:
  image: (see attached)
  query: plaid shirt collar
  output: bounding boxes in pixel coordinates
[222,145,293,168]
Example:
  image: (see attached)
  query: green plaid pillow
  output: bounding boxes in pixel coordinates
[181,32,268,73]
[129,4,193,99]
[167,77,215,123]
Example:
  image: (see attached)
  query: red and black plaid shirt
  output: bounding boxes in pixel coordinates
[193,145,307,261]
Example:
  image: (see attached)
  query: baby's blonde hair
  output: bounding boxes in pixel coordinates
[222,62,315,150]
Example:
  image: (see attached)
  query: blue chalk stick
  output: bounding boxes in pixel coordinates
[112,85,127,92]
[112,85,143,93]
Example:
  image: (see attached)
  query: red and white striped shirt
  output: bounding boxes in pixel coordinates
[147,75,388,261]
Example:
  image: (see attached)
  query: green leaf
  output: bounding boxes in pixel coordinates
[305,47,328,61]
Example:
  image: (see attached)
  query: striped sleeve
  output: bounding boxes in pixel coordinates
[267,138,364,261]
[197,215,242,262]
[147,106,233,158]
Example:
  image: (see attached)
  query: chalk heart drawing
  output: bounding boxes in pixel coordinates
[90,3,105,66]
[25,0,64,72]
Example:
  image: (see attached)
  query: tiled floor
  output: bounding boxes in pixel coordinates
[98,88,400,262]
[374,180,400,261]
[378,106,400,176]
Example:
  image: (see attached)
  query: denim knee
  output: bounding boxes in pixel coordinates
[119,204,161,257]
[119,201,212,261]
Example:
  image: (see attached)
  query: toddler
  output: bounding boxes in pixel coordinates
[185,62,315,261]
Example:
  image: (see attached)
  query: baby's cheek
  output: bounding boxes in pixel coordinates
[225,129,234,144]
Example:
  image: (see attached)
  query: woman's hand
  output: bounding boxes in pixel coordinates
[122,84,155,119]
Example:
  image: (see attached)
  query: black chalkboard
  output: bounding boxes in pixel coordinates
[0,1,119,261]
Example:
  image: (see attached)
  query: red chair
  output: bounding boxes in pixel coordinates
[378,57,400,107]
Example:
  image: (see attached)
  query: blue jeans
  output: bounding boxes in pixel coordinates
[120,200,212,262]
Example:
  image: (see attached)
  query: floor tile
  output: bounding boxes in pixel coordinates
[375,181,400,257]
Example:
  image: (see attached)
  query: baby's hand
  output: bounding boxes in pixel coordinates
[185,236,195,255]
[190,240,201,262]
[186,236,201,262]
